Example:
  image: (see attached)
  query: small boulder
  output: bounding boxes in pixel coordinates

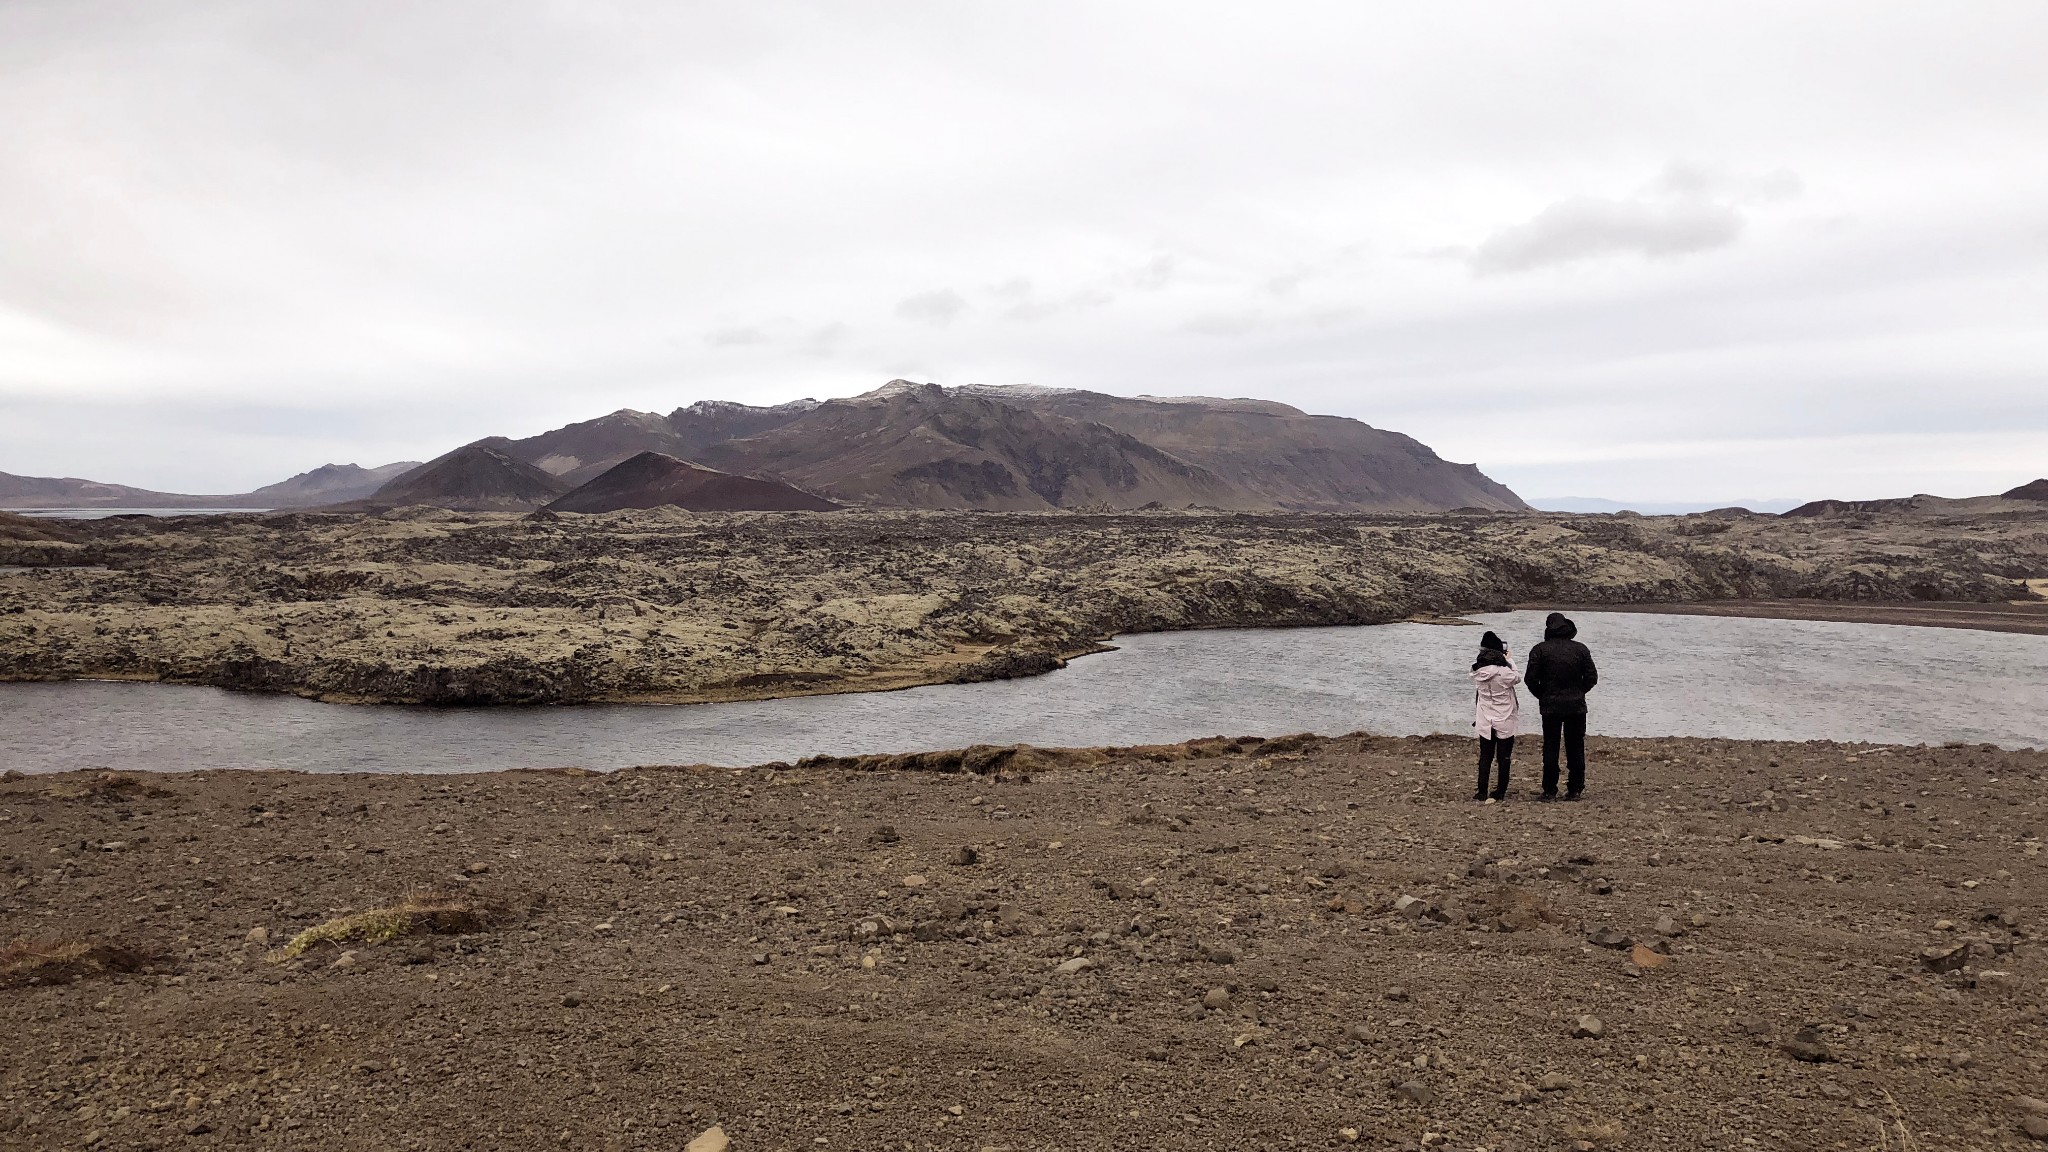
[949,846,980,866]
[1572,1015,1605,1039]
[686,1126,730,1152]
[1394,1080,1433,1106]
[1055,957,1093,975]
[1203,987,1233,1010]
[1783,1029,1836,1063]
[2023,1117,2048,1142]
[1921,943,1971,974]
[1588,928,1631,949]
[1539,1071,1574,1092]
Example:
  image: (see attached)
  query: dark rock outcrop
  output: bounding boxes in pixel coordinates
[545,452,838,514]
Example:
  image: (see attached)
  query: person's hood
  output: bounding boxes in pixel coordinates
[1473,664,1516,682]
[1544,612,1577,641]
[1478,630,1505,653]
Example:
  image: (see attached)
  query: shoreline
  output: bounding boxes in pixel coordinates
[6,506,2041,706]
[3,599,2044,713]
[1536,597,2048,636]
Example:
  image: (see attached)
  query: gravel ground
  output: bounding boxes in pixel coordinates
[3,732,2046,1151]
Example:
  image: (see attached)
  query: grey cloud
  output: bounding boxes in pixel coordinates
[1472,193,1744,274]
[895,289,968,326]
[1470,162,1807,274]
[2,3,2045,503]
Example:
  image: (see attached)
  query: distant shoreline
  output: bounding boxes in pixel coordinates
[1531,597,2048,637]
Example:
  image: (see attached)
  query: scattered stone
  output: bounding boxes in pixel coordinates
[868,825,900,844]
[1654,914,1683,937]
[1204,946,1238,965]
[1384,986,1410,1002]
[685,1126,730,1152]
[244,927,268,945]
[1572,1015,1605,1039]
[1539,1071,1574,1092]
[1345,1023,1372,1042]
[1588,928,1631,949]
[2024,1117,2048,1142]
[1339,1128,1360,1143]
[1920,943,1971,974]
[902,874,928,888]
[464,861,490,875]
[1948,1051,1975,1070]
[1629,943,1670,969]
[561,994,583,1008]
[1500,1082,1539,1104]
[1394,1080,1432,1106]
[750,952,770,966]
[183,1122,213,1136]
[1203,987,1233,1010]
[1055,957,1093,975]
[2016,1097,2048,1117]
[1783,1029,1836,1063]
[949,846,980,866]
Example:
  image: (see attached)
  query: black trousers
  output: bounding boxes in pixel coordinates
[1542,712,1587,796]
[1476,732,1513,798]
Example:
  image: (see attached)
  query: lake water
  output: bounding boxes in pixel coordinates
[1,610,2042,775]
[5,507,268,519]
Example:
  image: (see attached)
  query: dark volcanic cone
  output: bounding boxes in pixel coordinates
[545,451,838,513]
[352,442,569,512]
[2003,478,2048,502]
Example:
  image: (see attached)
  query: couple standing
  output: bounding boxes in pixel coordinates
[1469,612,1599,802]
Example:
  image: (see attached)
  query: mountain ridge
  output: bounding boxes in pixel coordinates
[6,382,1531,514]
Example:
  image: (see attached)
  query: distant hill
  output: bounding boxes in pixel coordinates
[0,469,211,510]
[331,442,569,512]
[546,451,839,513]
[1782,481,2048,518]
[490,382,1525,513]
[1529,496,1803,515]
[1,460,421,510]
[687,384,1241,511]
[7,381,1529,515]
[246,461,422,506]
[1013,387,1525,512]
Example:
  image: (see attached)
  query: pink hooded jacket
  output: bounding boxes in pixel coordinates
[1471,662,1522,738]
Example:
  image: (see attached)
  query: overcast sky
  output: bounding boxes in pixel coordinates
[2,1,2044,502]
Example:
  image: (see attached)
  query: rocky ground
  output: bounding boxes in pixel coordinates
[3,733,2046,1151]
[1,506,2042,705]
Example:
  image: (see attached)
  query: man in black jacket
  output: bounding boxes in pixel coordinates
[1523,612,1598,800]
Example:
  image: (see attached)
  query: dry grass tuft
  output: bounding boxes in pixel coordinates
[1873,1090,1920,1151]
[270,893,512,962]
[0,938,152,987]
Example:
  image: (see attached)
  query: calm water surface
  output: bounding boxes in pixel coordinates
[1,611,2041,774]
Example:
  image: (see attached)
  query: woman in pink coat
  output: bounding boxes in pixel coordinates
[1470,630,1522,802]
